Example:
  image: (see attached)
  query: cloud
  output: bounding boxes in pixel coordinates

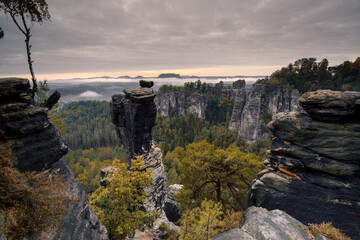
[0,0,359,76]
[79,91,103,98]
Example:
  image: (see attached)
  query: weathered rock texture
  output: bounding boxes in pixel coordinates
[155,91,207,120]
[164,184,183,224]
[247,90,360,240]
[0,78,68,171]
[0,78,108,240]
[111,82,167,214]
[212,207,323,240]
[229,83,301,141]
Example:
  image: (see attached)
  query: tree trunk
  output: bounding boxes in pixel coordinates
[25,33,37,97]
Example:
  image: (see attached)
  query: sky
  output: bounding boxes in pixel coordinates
[0,0,360,80]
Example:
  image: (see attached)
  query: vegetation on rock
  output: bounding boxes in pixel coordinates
[262,57,360,93]
[90,158,157,240]
[0,143,68,239]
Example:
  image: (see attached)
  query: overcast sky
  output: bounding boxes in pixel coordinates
[0,0,359,79]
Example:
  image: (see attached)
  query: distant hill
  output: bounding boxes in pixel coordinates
[158,73,181,78]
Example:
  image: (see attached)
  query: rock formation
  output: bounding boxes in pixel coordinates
[0,78,108,240]
[155,90,207,120]
[246,89,360,239]
[229,83,301,142]
[111,81,167,214]
[212,207,322,240]
[155,79,245,120]
[164,184,183,224]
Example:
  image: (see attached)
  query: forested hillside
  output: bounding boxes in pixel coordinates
[60,101,119,149]
[264,57,360,92]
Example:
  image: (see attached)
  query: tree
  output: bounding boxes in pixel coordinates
[0,0,51,97]
[90,158,157,239]
[179,199,224,240]
[0,27,3,39]
[177,141,263,212]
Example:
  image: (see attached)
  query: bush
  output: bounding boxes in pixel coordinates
[309,222,351,240]
[0,143,69,239]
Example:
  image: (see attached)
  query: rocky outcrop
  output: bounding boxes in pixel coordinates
[111,81,167,214]
[0,78,68,171]
[0,78,108,240]
[155,91,207,120]
[212,207,325,240]
[49,161,108,239]
[229,83,301,142]
[164,184,183,224]
[246,90,360,240]
[155,80,246,120]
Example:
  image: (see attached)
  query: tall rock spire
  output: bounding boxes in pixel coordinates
[111,80,167,213]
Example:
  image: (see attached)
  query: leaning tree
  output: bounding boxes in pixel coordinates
[0,0,50,97]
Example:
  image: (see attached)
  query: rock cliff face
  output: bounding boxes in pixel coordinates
[246,90,360,240]
[111,82,167,214]
[0,78,108,240]
[155,80,245,121]
[155,91,207,120]
[229,83,301,142]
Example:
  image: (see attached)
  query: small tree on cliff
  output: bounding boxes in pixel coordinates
[0,0,50,97]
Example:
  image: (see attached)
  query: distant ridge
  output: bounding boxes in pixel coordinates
[158,73,181,78]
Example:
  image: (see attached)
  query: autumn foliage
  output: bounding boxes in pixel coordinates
[0,143,68,239]
[90,158,157,240]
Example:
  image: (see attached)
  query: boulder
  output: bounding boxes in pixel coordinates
[212,207,325,240]
[299,89,360,121]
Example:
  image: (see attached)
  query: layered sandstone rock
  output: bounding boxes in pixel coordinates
[247,90,360,239]
[0,78,108,240]
[111,81,167,214]
[229,83,301,141]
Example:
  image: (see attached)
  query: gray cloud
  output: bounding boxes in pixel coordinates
[0,0,359,76]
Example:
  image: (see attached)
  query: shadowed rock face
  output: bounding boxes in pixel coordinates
[246,89,360,240]
[0,78,108,240]
[111,82,167,214]
[0,78,68,171]
[229,83,301,142]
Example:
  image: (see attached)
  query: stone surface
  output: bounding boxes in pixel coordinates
[212,207,322,240]
[212,228,253,240]
[247,90,360,240]
[139,80,154,88]
[229,83,301,141]
[111,83,167,215]
[155,91,207,120]
[0,78,68,171]
[299,89,360,121]
[0,78,108,240]
[45,161,108,240]
[164,184,183,224]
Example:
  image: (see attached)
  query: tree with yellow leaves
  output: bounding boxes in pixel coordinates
[90,158,157,240]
